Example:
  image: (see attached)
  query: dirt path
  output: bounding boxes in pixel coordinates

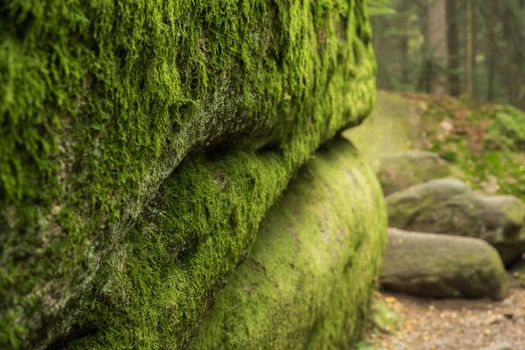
[364,277,525,350]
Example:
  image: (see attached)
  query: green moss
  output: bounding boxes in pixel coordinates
[187,138,386,349]
[61,137,385,349]
[0,1,375,348]
[65,147,290,349]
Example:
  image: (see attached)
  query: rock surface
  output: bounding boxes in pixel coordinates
[0,2,376,348]
[188,138,387,349]
[387,178,525,264]
[381,228,509,300]
[54,138,387,349]
[377,151,451,195]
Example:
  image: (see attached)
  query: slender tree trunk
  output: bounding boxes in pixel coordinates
[400,30,410,86]
[417,1,431,93]
[446,0,461,96]
[465,0,475,98]
[499,2,525,108]
[426,0,448,95]
[399,1,411,87]
[486,19,497,101]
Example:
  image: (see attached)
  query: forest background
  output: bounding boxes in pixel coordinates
[369,0,525,110]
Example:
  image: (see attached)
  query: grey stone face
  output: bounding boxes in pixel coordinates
[387,178,525,265]
[381,228,509,300]
[377,151,451,195]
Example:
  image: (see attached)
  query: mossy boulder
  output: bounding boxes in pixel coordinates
[377,151,451,195]
[62,139,314,349]
[0,1,375,348]
[387,178,525,265]
[188,138,387,349]
[381,228,509,300]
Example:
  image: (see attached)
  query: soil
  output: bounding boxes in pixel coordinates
[365,276,525,350]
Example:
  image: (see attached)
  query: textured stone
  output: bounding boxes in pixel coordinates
[377,151,450,195]
[381,228,509,300]
[387,178,525,265]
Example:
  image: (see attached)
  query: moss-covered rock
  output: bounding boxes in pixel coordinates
[387,178,525,265]
[61,140,305,349]
[377,151,451,195]
[187,138,387,349]
[0,1,375,348]
[381,228,508,300]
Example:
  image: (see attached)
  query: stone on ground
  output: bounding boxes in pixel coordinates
[387,178,525,265]
[188,138,387,349]
[381,228,509,300]
[377,151,451,195]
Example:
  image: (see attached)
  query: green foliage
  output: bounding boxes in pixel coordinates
[354,342,375,350]
[0,0,376,348]
[487,106,525,151]
[426,101,525,201]
[353,295,402,350]
[369,297,402,334]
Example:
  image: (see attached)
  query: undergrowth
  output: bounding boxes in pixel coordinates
[424,99,525,200]
[354,294,402,350]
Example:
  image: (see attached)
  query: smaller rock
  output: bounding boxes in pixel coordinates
[386,178,525,265]
[381,228,509,300]
[377,151,450,195]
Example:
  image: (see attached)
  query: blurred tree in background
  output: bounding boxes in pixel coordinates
[371,0,525,109]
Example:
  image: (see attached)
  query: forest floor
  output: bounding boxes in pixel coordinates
[360,275,525,350]
[344,90,525,201]
[346,91,525,350]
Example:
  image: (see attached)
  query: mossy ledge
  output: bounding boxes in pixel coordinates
[64,137,385,349]
[188,138,387,349]
[0,0,375,349]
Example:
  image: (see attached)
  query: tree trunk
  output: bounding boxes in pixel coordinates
[485,18,497,101]
[399,0,411,87]
[426,0,448,95]
[417,1,431,93]
[465,0,475,98]
[483,1,525,108]
[446,0,461,96]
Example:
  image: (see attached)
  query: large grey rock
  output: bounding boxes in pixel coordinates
[387,178,525,265]
[377,151,451,195]
[381,228,509,300]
